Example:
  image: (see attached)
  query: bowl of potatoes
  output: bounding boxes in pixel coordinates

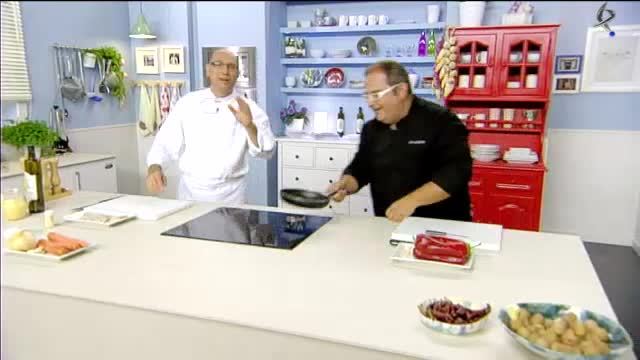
[499,303,633,359]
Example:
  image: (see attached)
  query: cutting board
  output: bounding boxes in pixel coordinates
[390,217,503,254]
[84,195,192,221]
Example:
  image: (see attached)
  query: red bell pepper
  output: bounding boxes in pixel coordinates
[413,234,470,265]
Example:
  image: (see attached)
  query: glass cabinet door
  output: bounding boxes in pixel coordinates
[498,33,550,97]
[450,34,497,97]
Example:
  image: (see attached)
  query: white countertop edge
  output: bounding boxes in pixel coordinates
[276,136,360,145]
[1,153,116,179]
[3,284,418,358]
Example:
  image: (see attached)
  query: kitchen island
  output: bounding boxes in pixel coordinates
[1,192,635,360]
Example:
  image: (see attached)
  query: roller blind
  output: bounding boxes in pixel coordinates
[1,1,31,101]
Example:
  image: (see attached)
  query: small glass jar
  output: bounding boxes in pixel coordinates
[1,188,29,221]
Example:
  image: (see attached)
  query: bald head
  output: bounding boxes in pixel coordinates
[207,49,239,96]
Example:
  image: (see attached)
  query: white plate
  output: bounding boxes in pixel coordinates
[64,210,135,227]
[3,242,96,262]
[390,243,474,270]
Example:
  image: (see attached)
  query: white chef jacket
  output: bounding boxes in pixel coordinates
[146,88,275,204]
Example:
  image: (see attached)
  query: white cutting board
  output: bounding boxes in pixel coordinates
[84,195,192,221]
[390,217,503,254]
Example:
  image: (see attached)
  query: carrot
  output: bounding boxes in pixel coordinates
[39,240,72,256]
[47,232,88,249]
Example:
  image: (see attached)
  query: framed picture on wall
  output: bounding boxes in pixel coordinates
[162,46,185,73]
[555,55,583,74]
[582,24,640,92]
[135,47,159,74]
[552,74,581,94]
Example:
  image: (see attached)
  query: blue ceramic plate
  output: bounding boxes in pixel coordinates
[498,303,633,359]
[418,298,491,336]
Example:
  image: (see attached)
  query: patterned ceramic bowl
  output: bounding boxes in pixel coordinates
[417,298,491,336]
[498,303,633,359]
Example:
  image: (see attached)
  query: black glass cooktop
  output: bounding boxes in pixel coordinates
[161,207,333,250]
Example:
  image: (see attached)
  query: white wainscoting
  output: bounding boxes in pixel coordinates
[542,129,640,246]
[67,124,140,195]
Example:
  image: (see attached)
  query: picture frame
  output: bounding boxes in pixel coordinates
[135,47,159,74]
[555,55,583,74]
[581,24,640,92]
[161,46,185,73]
[552,74,581,94]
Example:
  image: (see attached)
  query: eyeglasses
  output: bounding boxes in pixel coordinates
[209,61,238,71]
[362,84,400,101]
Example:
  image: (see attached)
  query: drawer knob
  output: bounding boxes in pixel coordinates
[364,208,368,213]
[329,157,334,161]
[295,177,299,181]
[329,180,333,184]
[295,155,299,159]
[105,163,113,169]
[329,205,333,209]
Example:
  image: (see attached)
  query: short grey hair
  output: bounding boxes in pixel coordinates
[365,60,413,95]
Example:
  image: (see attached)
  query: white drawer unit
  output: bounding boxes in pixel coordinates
[349,195,374,216]
[277,139,374,217]
[315,147,350,170]
[282,145,314,168]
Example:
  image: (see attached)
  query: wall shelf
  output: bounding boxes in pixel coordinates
[281,22,445,35]
[281,56,435,65]
[281,87,434,96]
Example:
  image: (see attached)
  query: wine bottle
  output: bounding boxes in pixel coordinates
[428,30,436,56]
[418,31,427,57]
[24,146,45,214]
[356,107,365,134]
[337,107,345,137]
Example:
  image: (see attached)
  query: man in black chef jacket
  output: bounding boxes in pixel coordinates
[328,61,472,223]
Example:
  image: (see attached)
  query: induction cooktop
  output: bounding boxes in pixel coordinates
[161,207,333,250]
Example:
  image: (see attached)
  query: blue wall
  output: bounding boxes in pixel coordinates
[21,2,134,129]
[476,1,640,130]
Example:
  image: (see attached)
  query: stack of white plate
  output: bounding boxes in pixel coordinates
[471,144,500,162]
[503,147,539,164]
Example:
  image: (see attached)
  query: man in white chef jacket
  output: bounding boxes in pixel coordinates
[146,49,275,204]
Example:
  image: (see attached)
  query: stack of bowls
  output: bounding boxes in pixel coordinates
[471,144,500,162]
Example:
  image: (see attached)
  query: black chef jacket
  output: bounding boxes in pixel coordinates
[344,97,472,221]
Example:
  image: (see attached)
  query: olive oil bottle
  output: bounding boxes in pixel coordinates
[356,107,365,134]
[24,146,45,213]
[336,107,345,137]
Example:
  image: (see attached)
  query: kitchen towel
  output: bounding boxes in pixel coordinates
[170,83,181,111]
[159,84,170,129]
[149,84,161,135]
[137,84,154,137]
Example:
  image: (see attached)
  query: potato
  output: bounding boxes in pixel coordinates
[572,321,586,337]
[543,329,558,345]
[533,337,549,349]
[593,327,609,342]
[584,319,599,332]
[552,318,568,335]
[591,338,610,355]
[563,313,578,326]
[530,313,544,326]
[544,318,554,329]
[580,340,599,356]
[510,318,523,331]
[517,327,531,339]
[562,328,578,346]
[551,342,573,353]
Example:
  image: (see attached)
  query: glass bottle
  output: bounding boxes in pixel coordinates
[356,107,365,134]
[418,31,427,57]
[336,107,345,137]
[428,30,436,56]
[24,145,45,214]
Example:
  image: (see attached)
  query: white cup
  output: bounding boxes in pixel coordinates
[507,81,521,89]
[427,5,440,24]
[408,73,419,90]
[503,108,515,121]
[475,51,488,64]
[378,15,389,25]
[285,76,296,88]
[338,15,348,26]
[460,53,472,64]
[474,113,486,120]
[348,15,358,26]
[457,113,470,121]
[458,75,470,88]
[473,74,486,88]
[368,15,377,25]
[489,108,501,120]
[526,74,538,88]
[527,52,540,62]
[357,15,367,26]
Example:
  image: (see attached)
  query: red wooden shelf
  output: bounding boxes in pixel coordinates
[467,126,542,134]
[472,160,546,172]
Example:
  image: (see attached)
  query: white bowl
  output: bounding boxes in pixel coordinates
[328,49,352,58]
[418,298,491,336]
[309,49,326,58]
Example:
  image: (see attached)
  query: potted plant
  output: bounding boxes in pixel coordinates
[84,46,128,106]
[1,120,59,159]
[280,100,309,133]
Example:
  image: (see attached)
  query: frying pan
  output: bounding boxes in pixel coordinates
[280,189,338,209]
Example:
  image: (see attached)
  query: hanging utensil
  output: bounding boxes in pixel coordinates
[76,49,87,95]
[60,49,85,101]
[97,58,107,94]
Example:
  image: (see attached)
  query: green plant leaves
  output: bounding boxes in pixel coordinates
[1,120,59,149]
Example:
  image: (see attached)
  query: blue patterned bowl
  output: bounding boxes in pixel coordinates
[417,298,491,336]
[498,303,633,359]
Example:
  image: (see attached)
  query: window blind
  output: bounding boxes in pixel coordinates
[1,1,32,101]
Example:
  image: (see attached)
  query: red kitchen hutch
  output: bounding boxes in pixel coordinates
[445,24,559,231]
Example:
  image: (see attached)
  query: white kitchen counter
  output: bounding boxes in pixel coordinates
[0,153,115,179]
[277,135,360,145]
[1,192,635,360]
